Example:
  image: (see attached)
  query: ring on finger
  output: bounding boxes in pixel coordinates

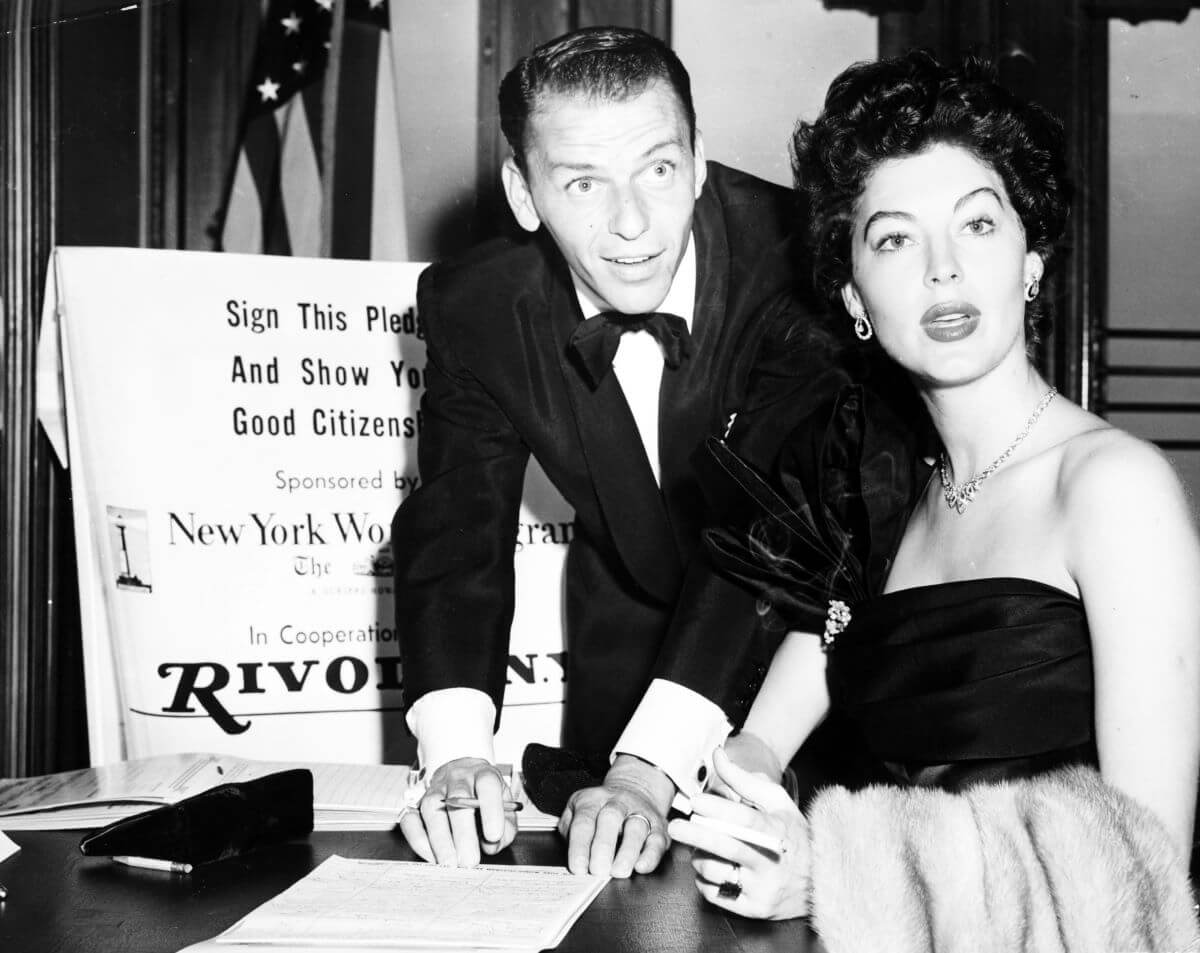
[717,861,742,900]
[624,812,653,835]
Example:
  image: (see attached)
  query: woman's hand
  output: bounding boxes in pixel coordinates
[710,730,783,798]
[668,747,812,920]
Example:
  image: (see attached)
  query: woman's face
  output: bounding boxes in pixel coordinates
[841,142,1043,388]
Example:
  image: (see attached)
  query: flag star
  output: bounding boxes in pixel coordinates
[314,0,332,10]
[367,0,383,8]
[257,76,281,102]
[280,12,301,35]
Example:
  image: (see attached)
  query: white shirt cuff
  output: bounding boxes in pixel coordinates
[611,678,732,802]
[406,687,496,776]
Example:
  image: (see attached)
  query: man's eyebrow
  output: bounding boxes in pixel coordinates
[545,160,600,174]
[544,137,686,176]
[638,137,686,158]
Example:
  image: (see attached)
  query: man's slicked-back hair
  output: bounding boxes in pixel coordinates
[499,26,696,174]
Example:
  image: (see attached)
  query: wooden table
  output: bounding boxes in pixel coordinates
[0,829,824,953]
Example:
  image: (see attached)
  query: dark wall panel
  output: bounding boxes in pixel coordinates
[56,1,140,247]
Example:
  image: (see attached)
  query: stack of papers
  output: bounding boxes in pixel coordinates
[0,753,411,831]
[0,752,561,833]
[178,855,609,952]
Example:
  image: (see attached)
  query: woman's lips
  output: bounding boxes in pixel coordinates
[921,301,981,342]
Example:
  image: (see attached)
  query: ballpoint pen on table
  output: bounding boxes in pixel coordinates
[112,855,194,874]
[443,796,524,812]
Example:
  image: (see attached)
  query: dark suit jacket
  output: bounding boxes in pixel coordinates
[392,162,843,757]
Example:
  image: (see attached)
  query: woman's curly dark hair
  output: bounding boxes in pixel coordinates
[792,51,1072,343]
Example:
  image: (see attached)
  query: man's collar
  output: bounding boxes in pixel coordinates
[573,234,697,329]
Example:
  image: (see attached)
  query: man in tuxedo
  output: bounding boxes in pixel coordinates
[393,26,838,876]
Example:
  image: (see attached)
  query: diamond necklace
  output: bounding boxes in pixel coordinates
[938,386,1057,514]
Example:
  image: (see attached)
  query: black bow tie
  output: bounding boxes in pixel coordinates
[567,311,692,389]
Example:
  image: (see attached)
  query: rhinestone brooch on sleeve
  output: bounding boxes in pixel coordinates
[822,600,851,651]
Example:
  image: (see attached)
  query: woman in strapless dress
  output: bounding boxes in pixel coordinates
[669,51,1200,951]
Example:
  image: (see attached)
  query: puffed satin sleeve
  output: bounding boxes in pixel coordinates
[697,380,929,634]
[652,305,930,726]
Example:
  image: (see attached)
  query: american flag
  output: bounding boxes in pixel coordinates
[219,0,407,260]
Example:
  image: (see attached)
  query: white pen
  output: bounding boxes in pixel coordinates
[687,813,788,855]
[112,855,193,874]
[443,796,524,812]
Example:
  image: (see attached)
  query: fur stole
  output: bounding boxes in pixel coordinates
[808,766,1200,952]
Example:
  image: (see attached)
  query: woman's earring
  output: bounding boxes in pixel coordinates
[1025,277,1040,302]
[853,311,873,341]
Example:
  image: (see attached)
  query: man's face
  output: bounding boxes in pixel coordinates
[502,80,706,315]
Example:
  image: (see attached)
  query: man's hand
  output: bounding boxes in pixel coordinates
[399,757,518,866]
[559,755,675,878]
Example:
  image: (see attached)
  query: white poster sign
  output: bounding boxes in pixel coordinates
[37,248,570,766]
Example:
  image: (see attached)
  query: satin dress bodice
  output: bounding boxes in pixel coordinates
[826,577,1097,791]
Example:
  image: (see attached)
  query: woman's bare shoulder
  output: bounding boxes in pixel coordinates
[1055,418,1193,526]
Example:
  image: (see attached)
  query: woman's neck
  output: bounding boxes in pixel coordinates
[921,364,1052,481]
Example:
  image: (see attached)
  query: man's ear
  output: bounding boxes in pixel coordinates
[692,129,707,199]
[841,282,864,320]
[501,157,541,233]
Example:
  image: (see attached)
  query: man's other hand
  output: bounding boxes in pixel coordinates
[559,755,675,878]
[399,757,518,866]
